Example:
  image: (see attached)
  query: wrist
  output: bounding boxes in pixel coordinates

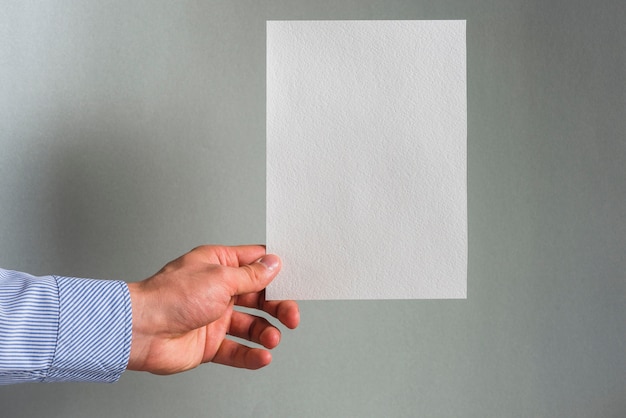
[127,281,149,371]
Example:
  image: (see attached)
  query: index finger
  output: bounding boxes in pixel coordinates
[236,291,300,330]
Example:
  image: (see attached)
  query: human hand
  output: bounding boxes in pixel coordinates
[126,245,299,374]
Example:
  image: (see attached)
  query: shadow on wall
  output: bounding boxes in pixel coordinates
[27,111,185,281]
[44,120,156,279]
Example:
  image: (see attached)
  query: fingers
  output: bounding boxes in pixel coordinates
[268,300,300,330]
[211,309,285,370]
[228,310,281,349]
[225,254,282,296]
[230,245,267,266]
[212,339,272,370]
[189,245,267,267]
[236,292,300,330]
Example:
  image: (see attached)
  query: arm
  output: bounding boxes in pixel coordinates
[0,269,130,384]
[0,245,299,384]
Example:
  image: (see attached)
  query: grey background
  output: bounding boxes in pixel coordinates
[1,0,624,417]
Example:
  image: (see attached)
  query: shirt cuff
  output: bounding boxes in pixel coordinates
[43,276,132,383]
[0,270,59,384]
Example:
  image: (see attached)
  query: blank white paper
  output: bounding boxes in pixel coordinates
[266,20,466,300]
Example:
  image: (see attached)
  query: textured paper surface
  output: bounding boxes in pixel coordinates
[266,20,466,300]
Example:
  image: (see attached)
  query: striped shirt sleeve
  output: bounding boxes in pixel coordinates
[0,268,132,384]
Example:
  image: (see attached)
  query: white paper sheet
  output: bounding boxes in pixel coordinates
[266,20,466,300]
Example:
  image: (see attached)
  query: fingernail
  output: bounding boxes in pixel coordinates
[257,254,280,272]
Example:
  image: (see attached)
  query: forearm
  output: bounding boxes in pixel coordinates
[0,269,131,384]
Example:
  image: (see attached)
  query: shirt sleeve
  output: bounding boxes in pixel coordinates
[0,268,132,384]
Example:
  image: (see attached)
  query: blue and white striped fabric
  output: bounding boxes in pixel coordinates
[0,268,132,384]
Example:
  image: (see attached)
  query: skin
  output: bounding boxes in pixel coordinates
[126,245,299,374]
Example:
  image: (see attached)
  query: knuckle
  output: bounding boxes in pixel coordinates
[239,264,258,281]
[211,265,229,282]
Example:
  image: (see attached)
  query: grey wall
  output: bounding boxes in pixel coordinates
[1,1,625,417]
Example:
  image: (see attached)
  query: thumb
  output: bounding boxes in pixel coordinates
[229,254,281,295]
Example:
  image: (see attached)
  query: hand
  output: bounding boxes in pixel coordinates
[126,245,299,374]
